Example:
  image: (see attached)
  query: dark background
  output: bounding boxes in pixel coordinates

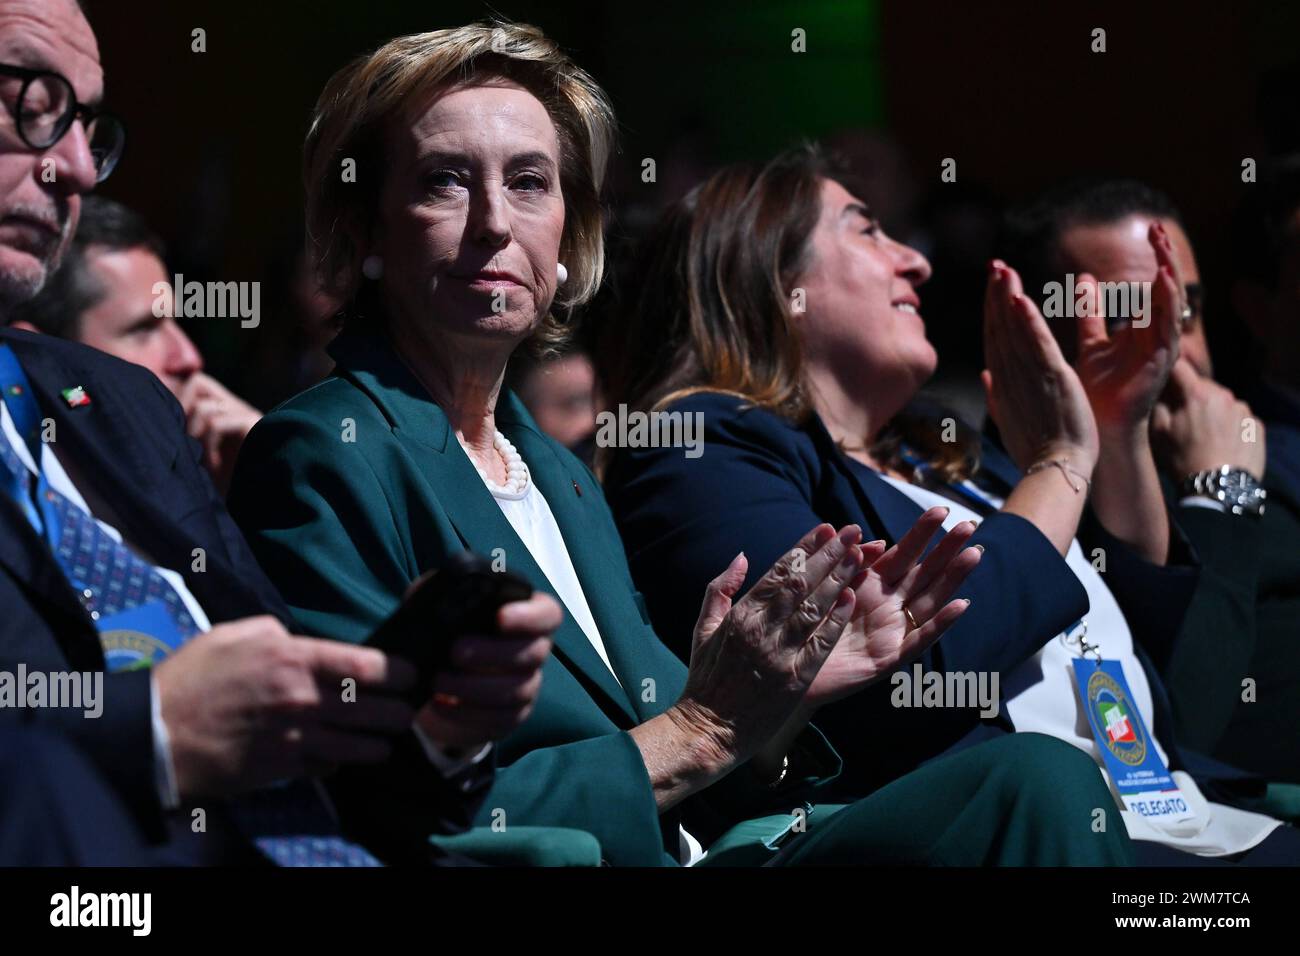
[84,0,1300,416]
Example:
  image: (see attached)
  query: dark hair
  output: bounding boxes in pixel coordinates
[999,177,1182,313]
[1230,154,1300,290]
[596,143,980,483]
[8,196,166,338]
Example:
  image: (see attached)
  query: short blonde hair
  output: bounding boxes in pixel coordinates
[303,21,616,347]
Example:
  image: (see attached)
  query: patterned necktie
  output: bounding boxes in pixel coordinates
[0,432,381,866]
[0,434,199,651]
[48,479,201,642]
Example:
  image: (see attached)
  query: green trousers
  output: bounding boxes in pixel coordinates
[703,733,1135,867]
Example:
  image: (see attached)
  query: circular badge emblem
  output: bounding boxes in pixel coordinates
[1084,669,1147,766]
[100,629,171,671]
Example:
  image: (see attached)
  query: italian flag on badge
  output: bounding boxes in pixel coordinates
[1100,700,1135,743]
[61,385,91,407]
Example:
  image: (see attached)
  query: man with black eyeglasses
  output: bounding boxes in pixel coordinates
[0,0,531,866]
[0,13,116,308]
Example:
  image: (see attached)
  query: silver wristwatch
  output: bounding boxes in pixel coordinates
[1180,465,1267,517]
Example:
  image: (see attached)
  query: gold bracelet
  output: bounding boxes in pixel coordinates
[1025,457,1091,494]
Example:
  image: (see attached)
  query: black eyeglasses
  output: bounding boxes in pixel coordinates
[1181,283,1204,331]
[0,63,125,183]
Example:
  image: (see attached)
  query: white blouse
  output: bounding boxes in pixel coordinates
[879,473,1279,857]
[470,436,706,864]
[492,478,621,683]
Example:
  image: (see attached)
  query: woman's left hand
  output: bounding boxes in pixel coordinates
[803,507,981,710]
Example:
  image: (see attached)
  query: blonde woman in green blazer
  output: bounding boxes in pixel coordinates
[229,22,1134,867]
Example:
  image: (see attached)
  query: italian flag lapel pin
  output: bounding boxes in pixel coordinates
[60,385,91,408]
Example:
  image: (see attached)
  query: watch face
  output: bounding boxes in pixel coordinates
[1185,469,1264,515]
[1210,469,1265,514]
[1218,472,1250,498]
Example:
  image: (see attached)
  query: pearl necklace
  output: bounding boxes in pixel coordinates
[466,430,531,499]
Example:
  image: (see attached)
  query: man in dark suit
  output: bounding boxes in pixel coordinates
[0,0,548,865]
[0,326,501,863]
[1000,177,1300,785]
[0,728,160,865]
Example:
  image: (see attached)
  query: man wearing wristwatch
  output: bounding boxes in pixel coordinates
[1001,177,1300,789]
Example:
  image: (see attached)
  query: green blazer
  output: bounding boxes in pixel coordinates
[227,328,839,865]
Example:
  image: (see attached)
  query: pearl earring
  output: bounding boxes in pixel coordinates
[361,255,384,280]
[556,262,568,285]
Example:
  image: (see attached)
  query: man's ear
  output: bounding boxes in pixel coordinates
[1230,278,1273,345]
[9,320,42,334]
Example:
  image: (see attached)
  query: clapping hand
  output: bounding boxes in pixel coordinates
[1074,221,1183,435]
[804,506,980,709]
[982,260,1100,476]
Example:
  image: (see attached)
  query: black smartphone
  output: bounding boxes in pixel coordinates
[366,551,534,705]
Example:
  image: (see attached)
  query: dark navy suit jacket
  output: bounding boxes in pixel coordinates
[1251,379,1300,510]
[0,329,290,860]
[606,391,1256,798]
[0,328,486,863]
[1150,377,1300,779]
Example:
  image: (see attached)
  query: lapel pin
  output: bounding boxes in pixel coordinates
[573,479,582,497]
[60,385,91,408]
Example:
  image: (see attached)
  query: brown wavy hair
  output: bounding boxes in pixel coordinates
[599,146,826,425]
[596,143,979,482]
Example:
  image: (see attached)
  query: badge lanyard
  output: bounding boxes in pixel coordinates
[900,442,1191,819]
[898,444,1099,663]
[1061,619,1101,666]
[897,444,1001,516]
